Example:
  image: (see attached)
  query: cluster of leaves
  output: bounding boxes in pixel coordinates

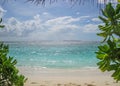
[0,18,27,86]
[96,3,120,82]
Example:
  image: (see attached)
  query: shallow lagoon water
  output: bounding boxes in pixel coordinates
[7,41,99,69]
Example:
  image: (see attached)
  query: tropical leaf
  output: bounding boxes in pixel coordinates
[97,59,110,72]
[118,0,120,2]
[105,3,115,19]
[114,26,120,36]
[107,64,118,71]
[114,13,120,19]
[98,44,109,53]
[107,39,116,49]
[101,9,108,17]
[0,25,5,28]
[0,18,2,23]
[115,4,120,14]
[99,16,108,24]
[97,32,107,38]
[96,53,108,60]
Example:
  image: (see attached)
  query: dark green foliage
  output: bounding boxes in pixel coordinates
[0,18,27,86]
[98,3,120,39]
[0,19,5,28]
[96,3,120,82]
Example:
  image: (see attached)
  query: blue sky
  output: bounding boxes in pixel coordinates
[0,0,107,41]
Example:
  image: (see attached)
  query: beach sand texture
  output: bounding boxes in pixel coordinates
[19,67,120,86]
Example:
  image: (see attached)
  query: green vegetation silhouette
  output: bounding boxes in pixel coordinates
[96,3,120,82]
[0,18,27,86]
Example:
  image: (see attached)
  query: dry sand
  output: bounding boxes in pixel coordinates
[19,67,120,86]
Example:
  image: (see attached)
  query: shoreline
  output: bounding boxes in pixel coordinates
[18,67,120,86]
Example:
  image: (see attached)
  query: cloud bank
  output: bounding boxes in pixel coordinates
[0,6,6,18]
[0,7,101,41]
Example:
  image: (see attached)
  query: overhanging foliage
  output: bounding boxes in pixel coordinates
[96,3,120,82]
[0,18,27,86]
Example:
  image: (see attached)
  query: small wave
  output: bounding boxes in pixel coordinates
[31,51,37,54]
[81,66,98,70]
[63,60,73,64]
[42,67,47,69]
[47,60,57,63]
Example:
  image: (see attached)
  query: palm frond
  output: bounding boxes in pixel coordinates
[26,0,115,5]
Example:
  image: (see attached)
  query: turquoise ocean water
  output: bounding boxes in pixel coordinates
[7,41,99,69]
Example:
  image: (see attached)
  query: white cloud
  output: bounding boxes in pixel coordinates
[46,16,80,26]
[5,15,43,36]
[43,12,49,15]
[27,16,80,40]
[5,17,23,36]
[4,15,81,40]
[82,24,99,33]
[91,18,101,22]
[2,13,100,40]
[79,16,90,20]
[0,6,6,18]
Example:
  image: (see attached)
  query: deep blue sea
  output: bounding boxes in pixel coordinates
[7,41,100,69]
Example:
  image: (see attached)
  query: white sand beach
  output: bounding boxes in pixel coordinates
[19,67,120,86]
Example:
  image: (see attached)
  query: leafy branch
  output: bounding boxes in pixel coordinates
[96,3,120,82]
[0,18,27,86]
